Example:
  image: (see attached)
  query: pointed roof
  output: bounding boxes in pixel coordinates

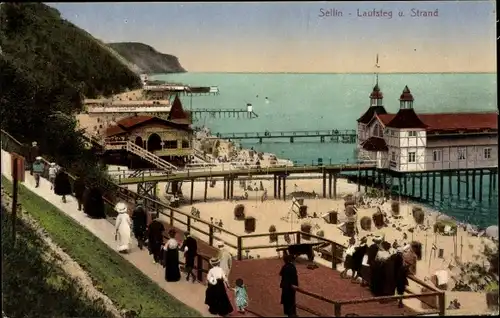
[361,137,388,152]
[370,83,383,99]
[168,95,191,124]
[357,83,387,123]
[386,108,427,129]
[357,106,387,124]
[399,85,414,102]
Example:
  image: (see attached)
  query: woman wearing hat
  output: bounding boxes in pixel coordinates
[217,241,233,279]
[114,202,132,253]
[205,257,233,316]
[162,229,181,282]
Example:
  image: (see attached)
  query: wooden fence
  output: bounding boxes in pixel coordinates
[0,128,446,316]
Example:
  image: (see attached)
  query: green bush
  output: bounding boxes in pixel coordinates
[1,205,112,318]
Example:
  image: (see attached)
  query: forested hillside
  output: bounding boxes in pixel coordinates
[0,3,141,172]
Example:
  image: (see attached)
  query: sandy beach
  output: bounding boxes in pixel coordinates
[125,175,498,315]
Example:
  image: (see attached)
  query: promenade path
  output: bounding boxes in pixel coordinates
[0,149,232,317]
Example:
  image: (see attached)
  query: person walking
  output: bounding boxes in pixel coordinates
[72,176,86,211]
[27,141,40,176]
[54,168,72,203]
[217,241,233,279]
[279,254,299,317]
[147,214,165,264]
[131,199,148,250]
[48,162,58,189]
[163,229,181,282]
[180,231,198,282]
[32,157,45,188]
[205,257,233,316]
[114,202,132,253]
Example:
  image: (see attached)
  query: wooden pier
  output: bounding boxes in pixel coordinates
[214,129,357,143]
[190,108,259,119]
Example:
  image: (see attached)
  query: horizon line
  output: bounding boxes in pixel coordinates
[154,71,497,75]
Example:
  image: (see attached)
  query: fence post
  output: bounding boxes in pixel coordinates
[237,236,242,260]
[334,303,341,317]
[331,242,336,269]
[187,216,191,232]
[438,292,446,316]
[196,255,203,282]
[296,232,301,244]
[209,225,214,246]
[169,208,174,225]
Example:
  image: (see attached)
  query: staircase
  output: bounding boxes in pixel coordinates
[192,148,209,164]
[105,140,178,172]
[126,142,178,171]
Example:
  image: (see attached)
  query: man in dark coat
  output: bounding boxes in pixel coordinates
[54,169,72,203]
[73,177,86,211]
[181,231,198,282]
[279,254,299,317]
[131,200,148,250]
[147,215,165,264]
[83,187,106,219]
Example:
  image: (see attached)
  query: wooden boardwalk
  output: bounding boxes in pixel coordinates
[116,163,376,185]
[229,258,417,317]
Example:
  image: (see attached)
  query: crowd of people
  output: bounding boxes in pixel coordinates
[340,232,421,307]
[111,200,250,316]
[24,141,417,317]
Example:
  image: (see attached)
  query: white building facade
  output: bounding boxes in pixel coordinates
[357,85,498,172]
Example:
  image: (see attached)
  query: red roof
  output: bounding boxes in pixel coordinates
[361,137,388,151]
[375,112,497,132]
[168,95,191,125]
[105,115,191,137]
[399,85,414,102]
[370,83,383,99]
[386,109,427,129]
[418,113,497,132]
[105,116,154,136]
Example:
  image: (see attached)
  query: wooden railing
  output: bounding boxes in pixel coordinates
[293,284,445,317]
[292,275,445,317]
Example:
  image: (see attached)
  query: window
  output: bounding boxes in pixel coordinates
[391,151,396,161]
[164,140,177,149]
[373,124,379,137]
[484,148,492,159]
[378,125,384,137]
[433,150,442,162]
[408,152,416,163]
[408,131,417,137]
[182,140,190,148]
[390,130,395,136]
[457,147,466,160]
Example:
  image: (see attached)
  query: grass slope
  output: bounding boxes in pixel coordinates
[2,176,201,317]
[2,205,113,318]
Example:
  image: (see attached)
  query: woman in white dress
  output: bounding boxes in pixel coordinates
[114,202,132,253]
[205,257,233,316]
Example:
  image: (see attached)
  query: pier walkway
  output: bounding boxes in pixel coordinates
[214,129,357,143]
[190,108,258,119]
[115,163,376,184]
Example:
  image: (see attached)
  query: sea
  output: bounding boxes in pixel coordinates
[151,73,498,228]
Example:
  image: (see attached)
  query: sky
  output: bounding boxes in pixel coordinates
[49,1,497,73]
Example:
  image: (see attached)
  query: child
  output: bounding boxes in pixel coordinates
[233,278,248,313]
